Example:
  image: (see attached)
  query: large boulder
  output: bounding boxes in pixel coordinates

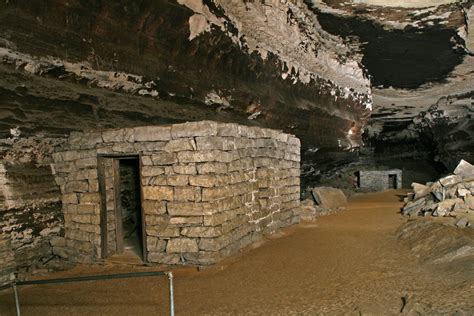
[454,160,474,180]
[311,187,347,209]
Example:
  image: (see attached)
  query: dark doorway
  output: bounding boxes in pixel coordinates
[388,174,397,189]
[117,158,144,260]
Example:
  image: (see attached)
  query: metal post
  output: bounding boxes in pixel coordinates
[12,283,20,316]
[167,272,174,316]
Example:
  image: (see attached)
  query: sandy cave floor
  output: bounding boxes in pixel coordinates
[0,190,473,315]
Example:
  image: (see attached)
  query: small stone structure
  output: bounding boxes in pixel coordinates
[51,121,301,265]
[358,169,402,191]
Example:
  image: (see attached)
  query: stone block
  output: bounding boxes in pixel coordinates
[197,162,228,174]
[454,159,474,179]
[281,185,299,195]
[166,238,199,253]
[141,166,166,177]
[195,136,236,151]
[287,136,300,147]
[189,175,217,187]
[239,125,264,138]
[75,157,97,169]
[62,193,78,204]
[169,216,203,226]
[439,175,462,187]
[133,126,172,142]
[143,186,174,201]
[174,186,201,202]
[77,204,99,214]
[228,158,254,172]
[79,192,101,204]
[134,141,167,152]
[171,121,218,138]
[198,225,252,251]
[147,226,180,238]
[112,142,135,153]
[202,186,233,201]
[102,129,125,142]
[177,150,234,163]
[69,169,98,181]
[167,175,189,186]
[203,208,246,226]
[151,152,178,165]
[142,200,167,214]
[167,202,204,216]
[140,156,153,166]
[63,204,78,214]
[65,180,89,193]
[311,187,346,209]
[173,164,197,175]
[287,144,300,155]
[164,138,196,152]
[234,138,253,149]
[147,253,181,264]
[146,237,167,252]
[145,214,170,226]
[181,226,222,238]
[217,123,240,137]
[145,176,167,186]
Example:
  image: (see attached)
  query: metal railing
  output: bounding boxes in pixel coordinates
[0,271,175,316]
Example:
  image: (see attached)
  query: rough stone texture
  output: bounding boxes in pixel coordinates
[0,233,15,285]
[0,0,379,196]
[311,187,347,209]
[52,121,300,265]
[0,152,64,282]
[402,160,474,225]
[358,169,402,192]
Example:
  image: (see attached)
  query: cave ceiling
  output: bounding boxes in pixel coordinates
[0,0,472,178]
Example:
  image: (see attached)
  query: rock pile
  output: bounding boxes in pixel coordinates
[402,160,474,228]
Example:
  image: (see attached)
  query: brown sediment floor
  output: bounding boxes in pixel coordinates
[1,190,473,315]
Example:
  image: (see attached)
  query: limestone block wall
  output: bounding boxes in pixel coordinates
[358,169,402,191]
[52,121,301,265]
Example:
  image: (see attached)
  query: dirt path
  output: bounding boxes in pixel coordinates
[1,190,473,315]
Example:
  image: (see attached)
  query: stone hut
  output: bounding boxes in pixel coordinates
[357,169,403,191]
[51,121,301,265]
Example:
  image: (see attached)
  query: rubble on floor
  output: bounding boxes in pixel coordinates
[402,160,474,228]
[300,187,347,220]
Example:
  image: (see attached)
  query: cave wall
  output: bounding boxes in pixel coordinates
[307,0,474,180]
[0,0,372,187]
[0,141,64,282]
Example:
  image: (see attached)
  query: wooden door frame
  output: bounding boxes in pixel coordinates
[97,154,147,262]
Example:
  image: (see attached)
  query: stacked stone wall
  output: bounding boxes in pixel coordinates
[359,169,403,191]
[52,121,300,265]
